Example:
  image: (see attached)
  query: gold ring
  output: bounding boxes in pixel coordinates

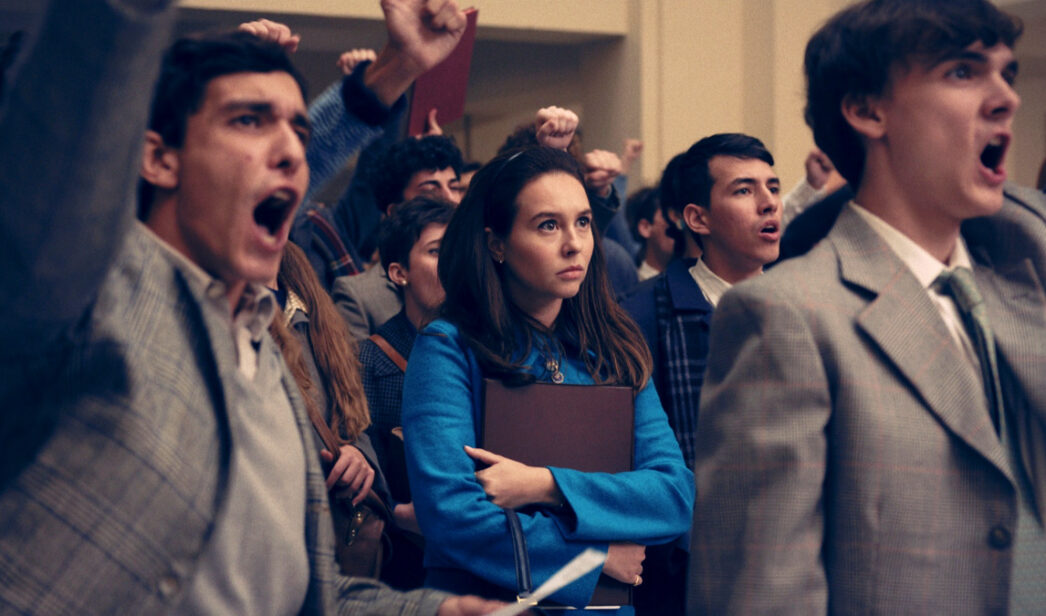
[632,574,642,587]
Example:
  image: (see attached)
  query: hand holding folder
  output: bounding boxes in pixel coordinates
[481,379,635,607]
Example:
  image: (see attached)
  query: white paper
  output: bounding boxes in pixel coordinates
[486,548,608,616]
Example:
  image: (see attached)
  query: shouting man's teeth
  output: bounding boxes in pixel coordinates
[271,188,294,202]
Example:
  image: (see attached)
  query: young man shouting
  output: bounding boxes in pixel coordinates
[690,1,1046,614]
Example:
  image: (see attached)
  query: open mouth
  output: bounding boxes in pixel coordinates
[759,220,780,237]
[253,188,296,236]
[980,135,1008,172]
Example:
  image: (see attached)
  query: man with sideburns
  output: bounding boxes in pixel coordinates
[0,0,505,614]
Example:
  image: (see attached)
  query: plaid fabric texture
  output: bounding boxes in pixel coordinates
[623,258,713,469]
[307,208,362,282]
[657,290,711,468]
[359,311,416,477]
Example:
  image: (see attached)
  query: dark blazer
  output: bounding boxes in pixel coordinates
[621,258,712,468]
[690,194,1046,615]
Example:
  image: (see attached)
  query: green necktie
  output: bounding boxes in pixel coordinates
[934,267,1003,434]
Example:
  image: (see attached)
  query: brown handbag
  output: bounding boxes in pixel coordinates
[303,397,390,578]
[330,488,390,578]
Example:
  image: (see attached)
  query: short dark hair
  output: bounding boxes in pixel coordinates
[371,135,464,210]
[804,0,1022,187]
[378,196,455,274]
[138,30,308,219]
[659,133,774,251]
[625,187,660,245]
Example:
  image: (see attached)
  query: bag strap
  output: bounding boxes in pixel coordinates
[505,509,534,600]
[369,333,408,372]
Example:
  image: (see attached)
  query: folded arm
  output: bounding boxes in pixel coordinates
[547,378,694,545]
[403,323,605,608]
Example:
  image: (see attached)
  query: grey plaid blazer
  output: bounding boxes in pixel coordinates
[0,2,446,614]
[689,189,1046,615]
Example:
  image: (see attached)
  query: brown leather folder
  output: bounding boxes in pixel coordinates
[481,378,635,607]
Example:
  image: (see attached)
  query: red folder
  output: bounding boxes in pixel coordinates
[481,378,635,607]
[406,8,478,136]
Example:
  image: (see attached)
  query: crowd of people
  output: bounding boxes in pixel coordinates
[3,0,1046,615]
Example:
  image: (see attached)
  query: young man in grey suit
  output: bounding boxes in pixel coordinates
[0,0,504,614]
[690,0,1046,614]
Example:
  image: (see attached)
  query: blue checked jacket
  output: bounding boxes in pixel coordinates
[622,258,714,469]
[359,310,417,485]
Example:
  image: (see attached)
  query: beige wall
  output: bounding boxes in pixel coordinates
[618,0,848,189]
[170,0,1046,190]
[585,0,1046,189]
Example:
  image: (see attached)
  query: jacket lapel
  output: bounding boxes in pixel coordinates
[831,207,1012,480]
[266,334,339,613]
[665,258,714,320]
[973,257,1046,424]
[971,240,1046,514]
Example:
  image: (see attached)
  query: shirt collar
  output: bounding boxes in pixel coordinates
[139,222,277,341]
[848,202,973,290]
[688,257,736,308]
[234,283,278,343]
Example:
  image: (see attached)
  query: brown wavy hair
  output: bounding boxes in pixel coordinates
[269,242,370,443]
[438,146,652,389]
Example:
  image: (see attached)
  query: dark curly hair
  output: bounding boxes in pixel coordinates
[371,135,464,211]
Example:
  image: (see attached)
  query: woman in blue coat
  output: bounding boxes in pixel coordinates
[402,146,693,611]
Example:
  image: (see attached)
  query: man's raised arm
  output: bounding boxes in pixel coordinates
[0,0,177,353]
[364,0,466,107]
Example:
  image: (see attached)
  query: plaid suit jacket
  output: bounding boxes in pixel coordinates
[622,258,713,468]
[689,195,1046,615]
[0,2,447,614]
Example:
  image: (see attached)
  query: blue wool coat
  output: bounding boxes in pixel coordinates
[402,319,694,609]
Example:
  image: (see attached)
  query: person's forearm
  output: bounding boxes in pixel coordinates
[363,46,426,108]
[1,0,176,352]
[589,187,620,233]
[533,467,565,508]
